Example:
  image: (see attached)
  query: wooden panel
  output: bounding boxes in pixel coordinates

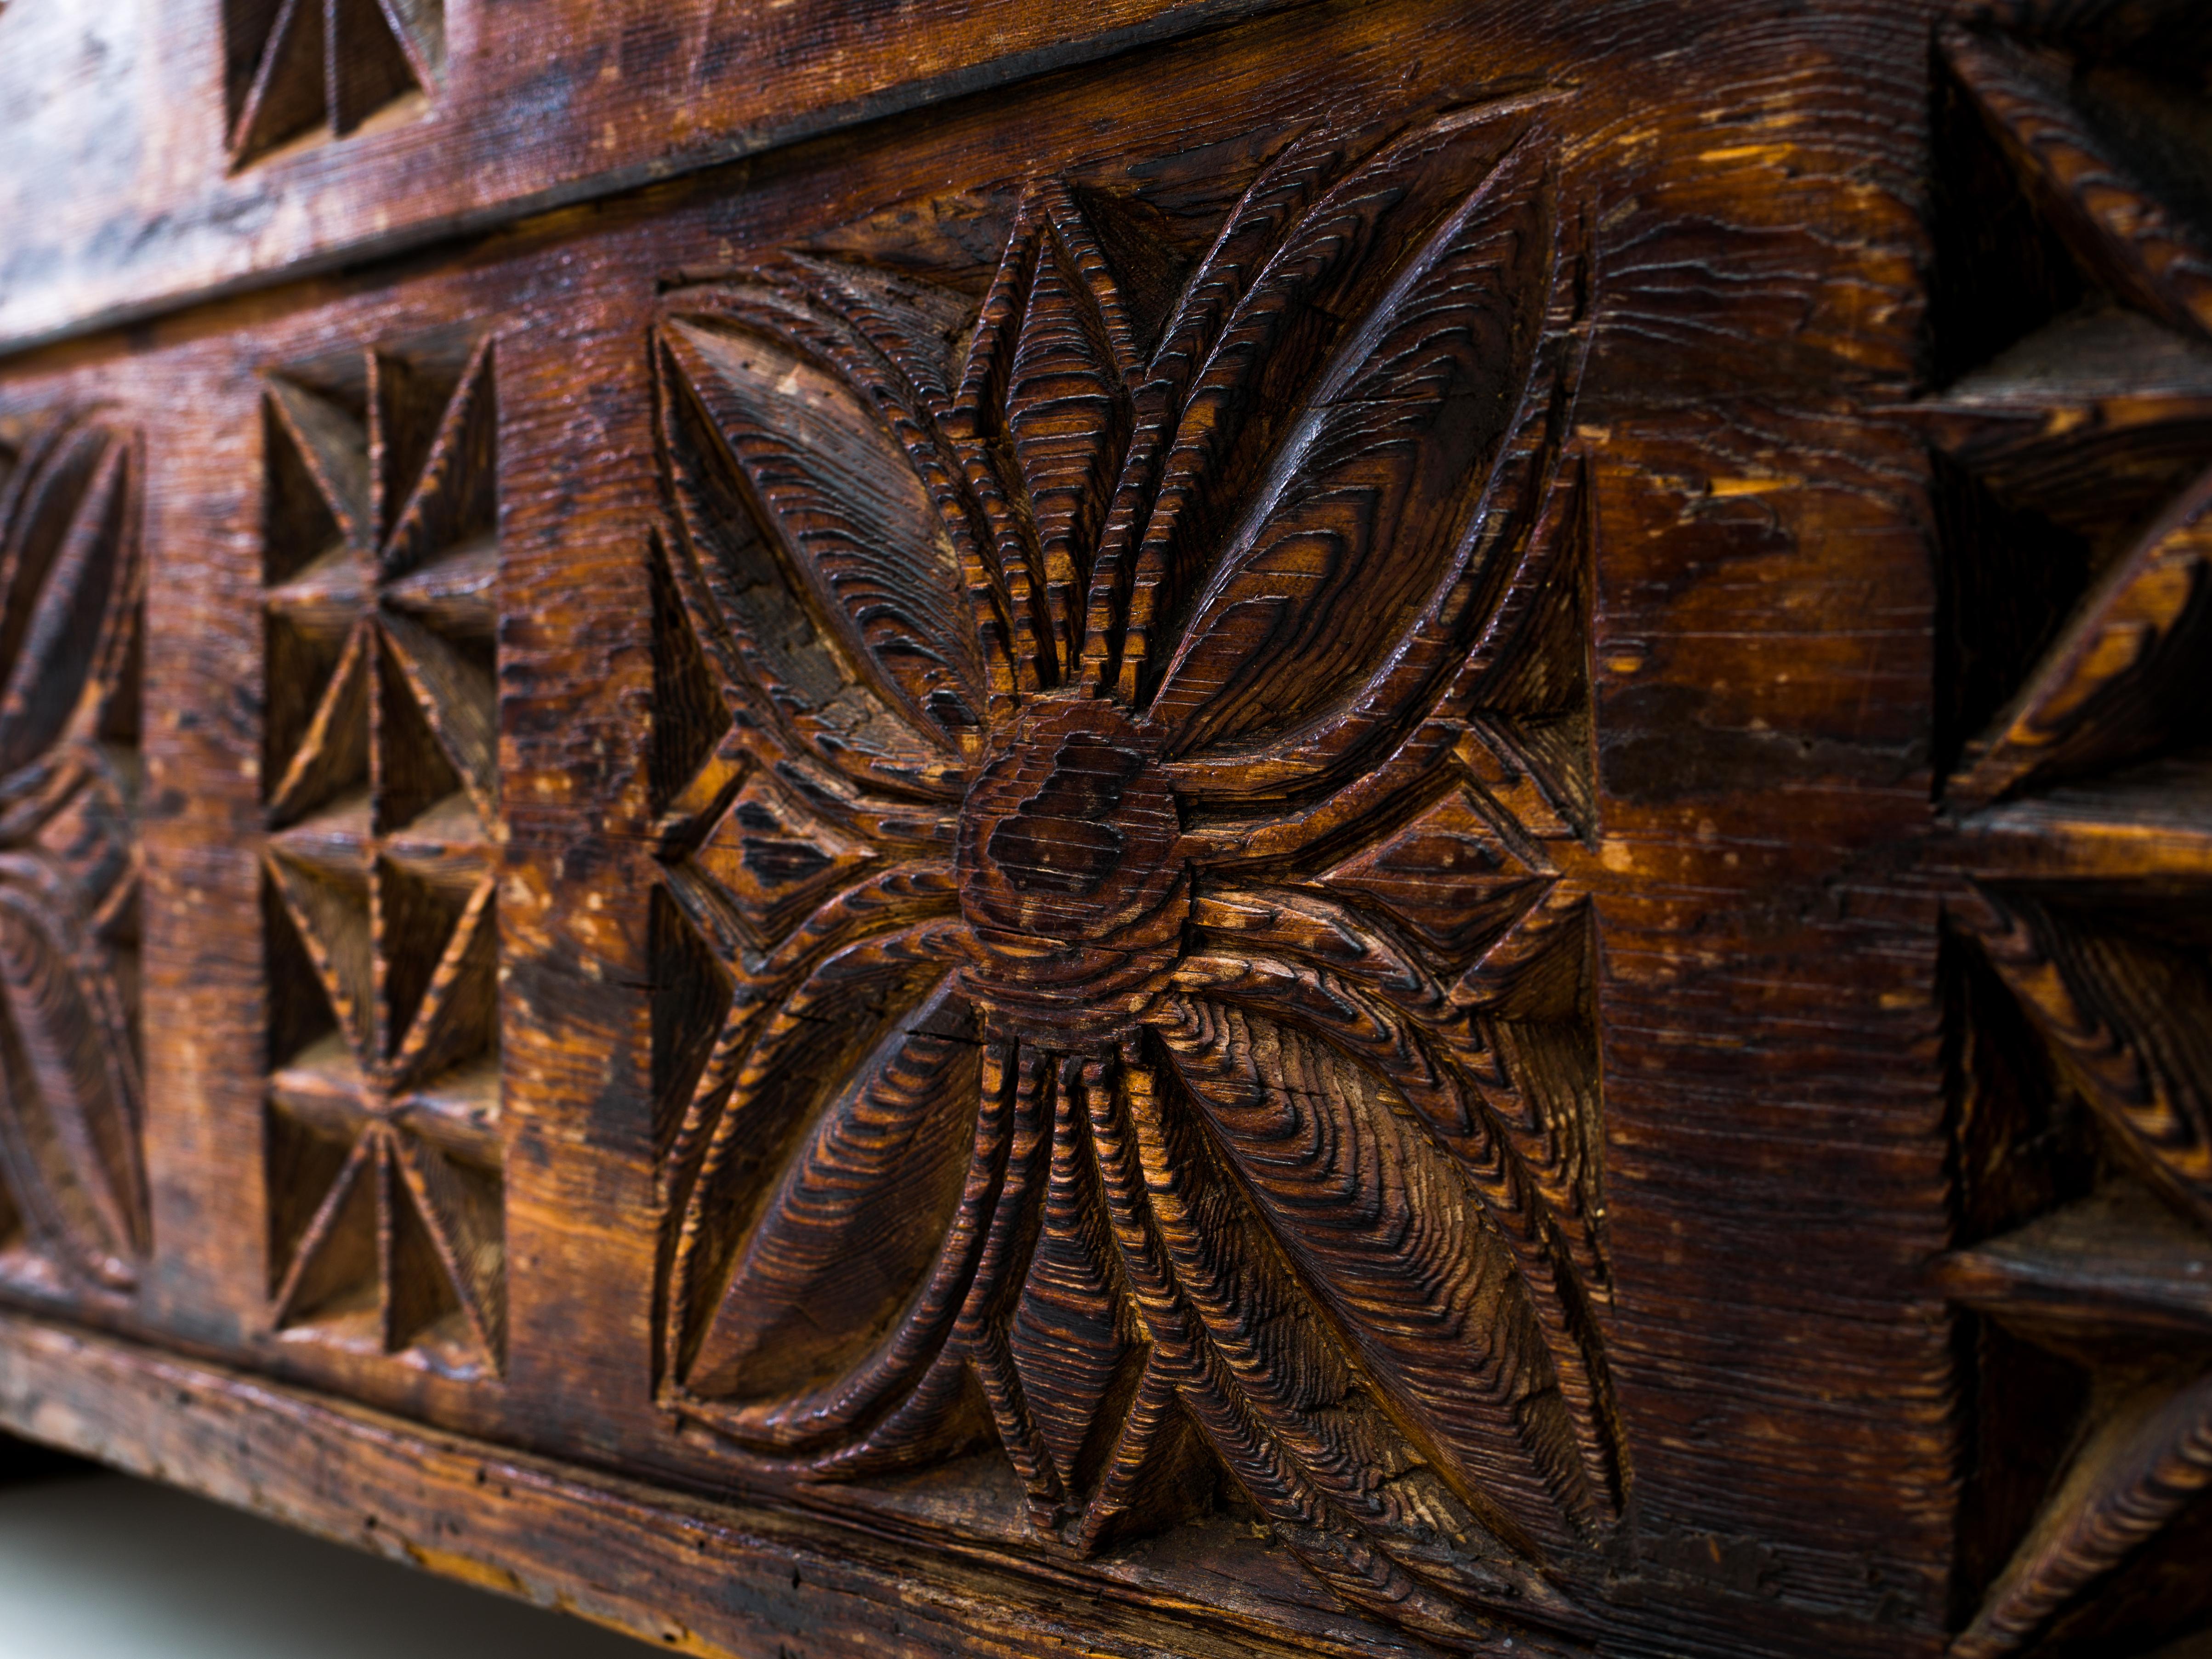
[5,0,2210,1655]
[0,0,1294,354]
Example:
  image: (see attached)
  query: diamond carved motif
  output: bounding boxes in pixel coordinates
[258,336,504,1371]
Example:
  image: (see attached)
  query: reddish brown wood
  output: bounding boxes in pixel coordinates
[0,0,2207,1655]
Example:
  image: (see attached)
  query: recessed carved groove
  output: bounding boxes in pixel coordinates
[643,105,1620,1643]
[258,333,505,1372]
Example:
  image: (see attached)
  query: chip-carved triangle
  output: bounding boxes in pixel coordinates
[389,1132,500,1359]
[273,1129,379,1326]
[265,841,375,1068]
[379,610,496,824]
[226,0,438,166]
[267,378,369,547]
[387,874,497,1091]
[228,0,326,166]
[269,619,372,827]
[381,338,496,580]
[330,0,425,138]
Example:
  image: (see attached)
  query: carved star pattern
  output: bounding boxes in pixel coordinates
[258,338,505,1368]
[647,105,1624,1644]
[1919,9,2212,1658]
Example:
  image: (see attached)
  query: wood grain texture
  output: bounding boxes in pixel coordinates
[0,1309,1427,1659]
[0,0,2045,1653]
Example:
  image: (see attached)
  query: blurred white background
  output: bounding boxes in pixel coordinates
[0,1460,645,1658]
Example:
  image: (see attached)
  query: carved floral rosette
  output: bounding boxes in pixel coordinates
[0,413,147,1297]
[647,104,1621,1642]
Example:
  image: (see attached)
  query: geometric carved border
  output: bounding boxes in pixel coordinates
[257,334,505,1373]
[1922,6,2212,1655]
[222,0,443,170]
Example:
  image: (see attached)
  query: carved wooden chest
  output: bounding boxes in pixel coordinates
[0,1,2207,1654]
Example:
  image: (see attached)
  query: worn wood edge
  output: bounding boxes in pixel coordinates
[0,1309,1371,1659]
[0,0,1300,365]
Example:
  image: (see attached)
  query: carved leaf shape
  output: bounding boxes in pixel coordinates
[1115,105,1546,711]
[685,976,984,1401]
[1148,135,1558,761]
[1005,214,1133,676]
[0,423,136,787]
[1156,993,1598,1558]
[1006,1061,1144,1493]
[658,312,986,791]
[1182,881,1614,1338]
[1077,125,1356,695]
[670,920,975,1417]
[0,858,146,1289]
[1088,1051,1585,1639]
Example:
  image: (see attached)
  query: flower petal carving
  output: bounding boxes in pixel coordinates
[0,413,145,1295]
[650,104,1614,1640]
[0,421,137,791]
[685,976,984,1401]
[1155,994,1601,1555]
[670,920,971,1385]
[1148,135,1558,763]
[659,311,986,782]
[0,853,145,1291]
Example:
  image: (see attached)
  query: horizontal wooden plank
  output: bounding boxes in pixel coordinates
[0,1311,1398,1659]
[0,0,1293,357]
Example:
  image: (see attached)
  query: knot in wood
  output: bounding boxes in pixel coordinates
[955,696,1187,1044]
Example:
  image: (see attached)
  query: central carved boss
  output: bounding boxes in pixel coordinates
[956,697,1187,1040]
